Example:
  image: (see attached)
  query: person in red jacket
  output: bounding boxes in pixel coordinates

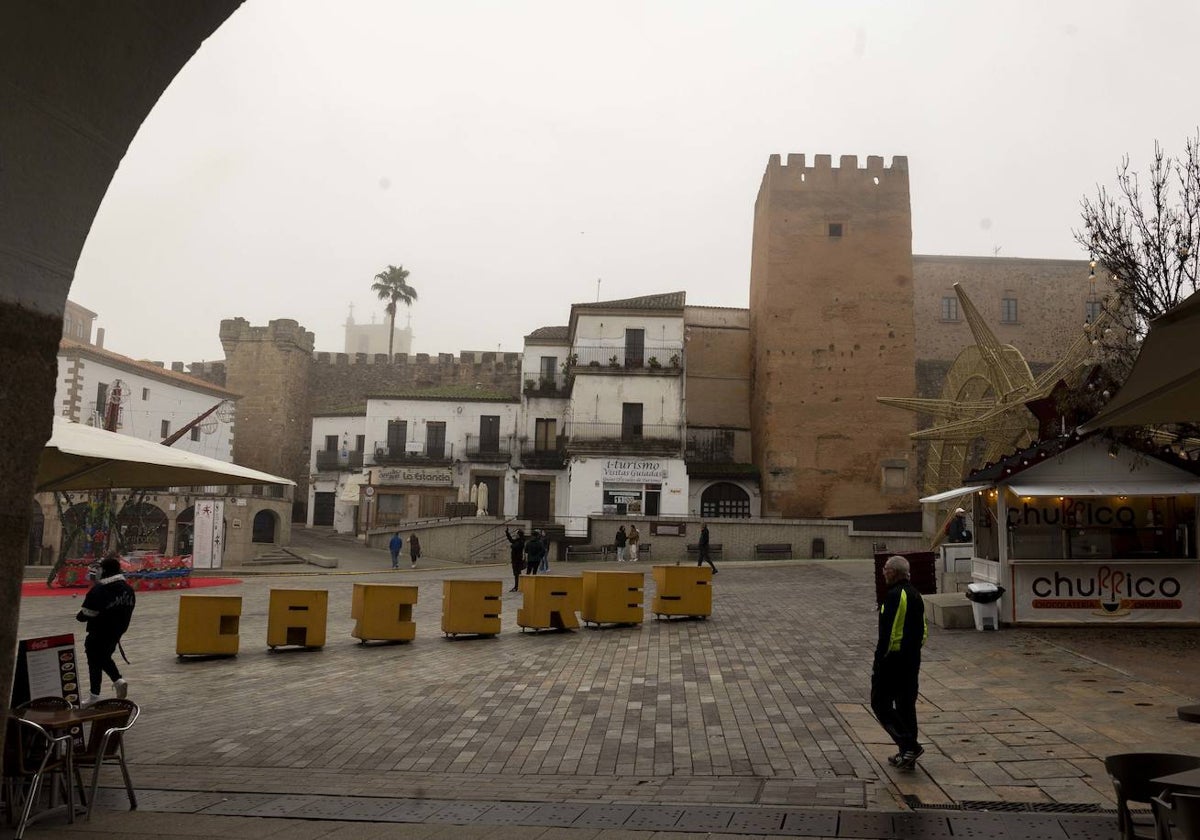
[76,553,136,706]
[871,555,927,770]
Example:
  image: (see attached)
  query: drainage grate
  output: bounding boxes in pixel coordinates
[906,796,1111,815]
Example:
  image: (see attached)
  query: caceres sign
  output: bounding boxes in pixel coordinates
[1013,561,1199,623]
[601,458,667,483]
[372,466,453,486]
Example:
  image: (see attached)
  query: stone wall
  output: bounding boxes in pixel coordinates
[308,350,521,414]
[749,153,917,519]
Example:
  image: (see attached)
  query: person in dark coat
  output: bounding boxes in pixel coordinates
[946,507,973,543]
[524,531,545,576]
[614,525,627,562]
[388,532,403,569]
[76,553,136,705]
[871,555,927,770]
[409,532,421,568]
[504,527,526,591]
[697,522,717,572]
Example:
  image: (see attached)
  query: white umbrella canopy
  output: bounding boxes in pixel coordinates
[37,418,295,492]
[1080,291,1200,431]
[476,481,489,515]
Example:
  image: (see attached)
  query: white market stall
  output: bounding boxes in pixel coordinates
[944,434,1200,626]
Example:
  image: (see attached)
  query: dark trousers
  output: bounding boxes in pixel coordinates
[511,560,523,590]
[697,546,716,571]
[85,634,122,696]
[870,657,920,753]
[525,558,540,576]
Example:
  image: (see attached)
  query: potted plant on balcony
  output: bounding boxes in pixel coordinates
[647,356,662,369]
[525,378,536,390]
[668,353,681,369]
[608,355,620,369]
[560,353,578,375]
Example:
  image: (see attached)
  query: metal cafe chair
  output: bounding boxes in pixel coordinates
[71,698,139,820]
[13,697,72,713]
[1105,753,1200,840]
[1152,791,1200,840]
[2,715,73,840]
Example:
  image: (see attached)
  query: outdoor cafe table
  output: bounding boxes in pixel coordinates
[1152,766,1200,796]
[10,705,129,826]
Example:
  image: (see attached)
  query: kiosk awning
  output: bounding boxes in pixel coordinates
[919,484,990,504]
[1007,480,1200,497]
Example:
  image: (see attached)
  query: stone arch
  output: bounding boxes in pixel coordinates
[116,500,168,553]
[3,4,244,706]
[700,482,751,519]
[252,509,279,544]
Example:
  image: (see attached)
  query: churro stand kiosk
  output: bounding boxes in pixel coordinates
[952,435,1200,626]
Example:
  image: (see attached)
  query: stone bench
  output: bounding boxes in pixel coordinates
[565,545,608,561]
[755,543,792,560]
[924,592,974,629]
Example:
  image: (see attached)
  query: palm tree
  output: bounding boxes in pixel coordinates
[370,264,418,357]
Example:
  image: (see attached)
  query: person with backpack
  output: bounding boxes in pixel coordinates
[76,552,136,705]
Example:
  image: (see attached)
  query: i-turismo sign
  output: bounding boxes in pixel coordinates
[373,467,453,486]
[602,458,667,482]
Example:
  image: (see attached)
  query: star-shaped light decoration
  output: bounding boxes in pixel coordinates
[878,283,1111,495]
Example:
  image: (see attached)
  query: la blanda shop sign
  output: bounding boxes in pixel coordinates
[602,458,667,483]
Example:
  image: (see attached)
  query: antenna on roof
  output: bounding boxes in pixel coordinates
[596,277,601,302]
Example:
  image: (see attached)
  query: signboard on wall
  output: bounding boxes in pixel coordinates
[193,499,225,570]
[373,467,453,486]
[1013,561,1199,623]
[601,459,667,483]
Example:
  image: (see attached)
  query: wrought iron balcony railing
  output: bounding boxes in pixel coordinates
[464,434,514,463]
[565,421,682,454]
[685,429,736,463]
[567,343,683,374]
[371,441,454,466]
[315,450,365,471]
[519,437,568,469]
[523,373,568,397]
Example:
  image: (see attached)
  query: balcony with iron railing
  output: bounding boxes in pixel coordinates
[315,450,365,472]
[464,433,514,464]
[523,372,569,397]
[519,436,568,469]
[371,440,454,467]
[565,421,682,455]
[685,429,736,464]
[566,342,683,375]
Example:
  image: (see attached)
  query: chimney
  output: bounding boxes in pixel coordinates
[95,327,105,348]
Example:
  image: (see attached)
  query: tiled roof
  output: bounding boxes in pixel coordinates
[574,291,686,311]
[366,384,519,402]
[58,339,237,398]
[525,326,569,341]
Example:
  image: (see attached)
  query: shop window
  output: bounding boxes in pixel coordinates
[700,482,750,518]
[419,493,445,518]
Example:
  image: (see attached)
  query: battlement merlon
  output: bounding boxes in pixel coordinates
[310,349,521,367]
[756,153,910,204]
[219,317,316,354]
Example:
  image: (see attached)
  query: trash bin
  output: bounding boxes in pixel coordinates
[964,582,1005,631]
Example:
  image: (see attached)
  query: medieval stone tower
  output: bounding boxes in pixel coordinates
[749,154,917,518]
[220,318,315,504]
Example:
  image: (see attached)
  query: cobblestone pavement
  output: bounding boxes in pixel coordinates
[12,545,1197,839]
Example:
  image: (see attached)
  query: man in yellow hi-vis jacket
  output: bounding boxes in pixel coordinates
[871,555,928,770]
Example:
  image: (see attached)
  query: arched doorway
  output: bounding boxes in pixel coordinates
[116,502,168,553]
[175,505,195,556]
[252,509,278,544]
[700,482,751,519]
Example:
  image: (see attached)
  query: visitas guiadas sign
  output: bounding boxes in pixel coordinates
[601,458,667,483]
[372,467,453,486]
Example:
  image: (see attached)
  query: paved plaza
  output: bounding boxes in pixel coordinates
[11,533,1198,839]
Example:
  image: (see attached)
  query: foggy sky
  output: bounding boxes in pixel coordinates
[71,0,1199,364]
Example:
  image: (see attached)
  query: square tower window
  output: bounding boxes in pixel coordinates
[828,222,844,238]
[1000,297,1019,323]
[940,297,960,321]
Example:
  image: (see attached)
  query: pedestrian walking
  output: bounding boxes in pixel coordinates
[614,525,627,562]
[697,522,717,573]
[409,532,421,568]
[525,530,545,576]
[76,552,135,706]
[504,527,526,591]
[627,524,640,562]
[538,532,551,573]
[871,555,927,770]
[388,531,403,569]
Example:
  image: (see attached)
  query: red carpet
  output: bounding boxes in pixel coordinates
[22,577,243,597]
